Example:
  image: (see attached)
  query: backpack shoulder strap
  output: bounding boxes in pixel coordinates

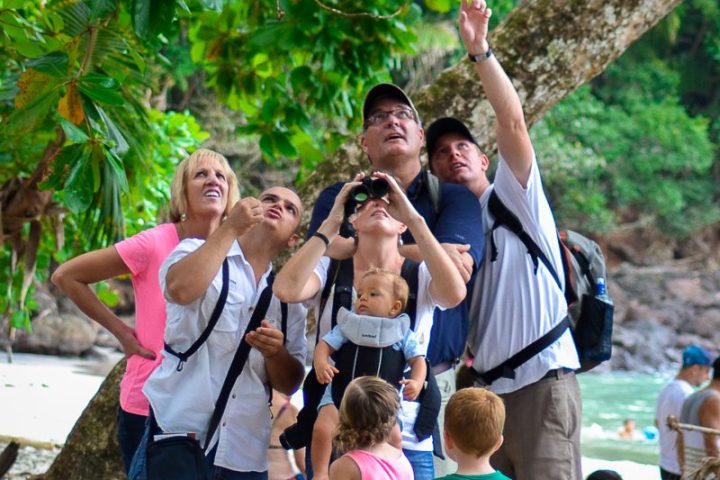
[400,258,421,330]
[487,190,562,290]
[164,258,230,372]
[425,170,442,217]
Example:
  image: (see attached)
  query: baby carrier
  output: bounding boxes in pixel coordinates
[280,257,441,451]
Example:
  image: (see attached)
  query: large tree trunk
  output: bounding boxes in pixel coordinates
[41,360,125,479]
[298,0,683,205]
[44,1,681,478]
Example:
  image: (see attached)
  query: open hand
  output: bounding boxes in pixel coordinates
[245,319,284,358]
[459,0,492,56]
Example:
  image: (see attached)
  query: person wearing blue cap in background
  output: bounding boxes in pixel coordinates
[678,355,720,476]
[654,345,712,480]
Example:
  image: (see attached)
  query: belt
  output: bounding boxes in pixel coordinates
[540,367,574,381]
[431,359,458,376]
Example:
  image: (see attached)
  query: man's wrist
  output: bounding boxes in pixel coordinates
[468,46,493,63]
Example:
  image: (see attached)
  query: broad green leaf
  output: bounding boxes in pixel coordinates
[64,152,94,212]
[78,74,124,106]
[271,131,298,158]
[95,105,129,155]
[259,133,275,161]
[41,144,85,190]
[106,150,129,192]
[26,52,69,77]
[90,0,118,21]
[6,89,60,134]
[132,0,176,40]
[59,118,90,144]
[10,310,30,331]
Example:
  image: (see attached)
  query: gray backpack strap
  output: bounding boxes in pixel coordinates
[425,170,442,217]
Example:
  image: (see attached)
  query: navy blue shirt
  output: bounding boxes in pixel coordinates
[307,170,485,366]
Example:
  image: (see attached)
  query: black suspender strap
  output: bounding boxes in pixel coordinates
[164,259,230,372]
[204,273,277,450]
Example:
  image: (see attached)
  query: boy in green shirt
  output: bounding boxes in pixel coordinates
[435,387,510,480]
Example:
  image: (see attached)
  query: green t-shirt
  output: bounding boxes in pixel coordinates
[435,472,511,480]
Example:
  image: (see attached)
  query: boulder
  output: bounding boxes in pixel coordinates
[14,313,97,356]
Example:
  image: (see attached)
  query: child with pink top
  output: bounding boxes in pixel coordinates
[329,376,413,480]
[52,149,239,472]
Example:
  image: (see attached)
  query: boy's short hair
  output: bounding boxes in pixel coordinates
[361,268,409,312]
[445,387,505,457]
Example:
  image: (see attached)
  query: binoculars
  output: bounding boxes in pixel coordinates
[340,177,390,238]
[349,177,389,204]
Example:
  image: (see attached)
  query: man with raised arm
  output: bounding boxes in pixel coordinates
[425,1,582,478]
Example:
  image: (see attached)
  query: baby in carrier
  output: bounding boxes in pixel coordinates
[311,268,427,480]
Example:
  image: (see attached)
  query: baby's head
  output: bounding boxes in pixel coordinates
[355,268,409,318]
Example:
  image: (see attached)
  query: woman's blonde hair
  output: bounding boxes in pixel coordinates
[333,376,399,454]
[168,149,240,223]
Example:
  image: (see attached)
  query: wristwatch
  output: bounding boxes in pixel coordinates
[468,48,493,63]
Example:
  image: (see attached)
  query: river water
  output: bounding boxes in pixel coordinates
[579,371,669,469]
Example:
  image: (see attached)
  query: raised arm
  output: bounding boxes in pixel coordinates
[165,197,263,304]
[274,181,360,303]
[459,0,533,186]
[51,248,155,359]
[376,172,466,308]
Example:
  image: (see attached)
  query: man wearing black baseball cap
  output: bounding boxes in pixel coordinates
[306,27,486,480]
[425,1,582,479]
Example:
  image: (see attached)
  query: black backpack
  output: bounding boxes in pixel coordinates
[483,190,614,376]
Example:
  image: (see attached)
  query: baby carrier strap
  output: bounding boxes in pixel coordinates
[400,258,420,330]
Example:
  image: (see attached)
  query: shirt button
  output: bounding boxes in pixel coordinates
[231,394,236,399]
[249,306,254,313]
[222,421,226,427]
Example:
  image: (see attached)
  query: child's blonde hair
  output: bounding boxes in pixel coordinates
[333,376,399,454]
[360,268,409,313]
[445,387,505,457]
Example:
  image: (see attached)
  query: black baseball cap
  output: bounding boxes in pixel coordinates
[362,83,420,125]
[425,117,479,161]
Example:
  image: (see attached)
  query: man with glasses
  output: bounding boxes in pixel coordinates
[306,79,483,480]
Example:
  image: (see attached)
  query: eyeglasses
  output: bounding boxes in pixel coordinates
[365,107,416,126]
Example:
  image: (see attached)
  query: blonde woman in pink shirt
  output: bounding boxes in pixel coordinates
[329,376,414,480]
[52,148,239,472]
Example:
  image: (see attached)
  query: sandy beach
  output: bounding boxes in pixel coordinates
[1,351,660,479]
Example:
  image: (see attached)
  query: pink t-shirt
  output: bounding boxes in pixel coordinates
[344,449,414,480]
[115,223,179,415]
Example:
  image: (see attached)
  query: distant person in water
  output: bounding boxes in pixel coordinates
[617,419,636,440]
[655,345,712,480]
[585,470,622,480]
